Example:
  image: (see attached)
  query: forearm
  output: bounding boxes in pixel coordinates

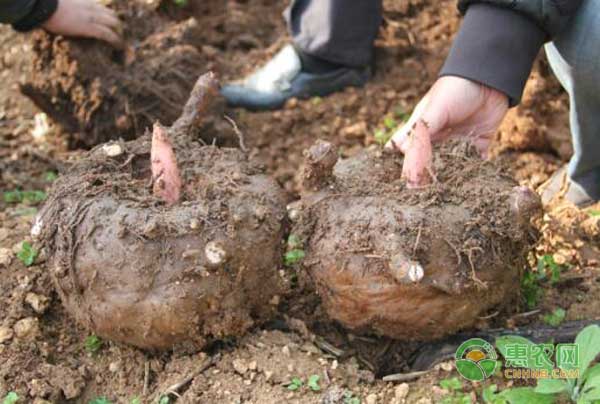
[0,0,58,31]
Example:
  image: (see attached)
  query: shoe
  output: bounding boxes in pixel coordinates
[221,45,371,110]
[539,166,598,207]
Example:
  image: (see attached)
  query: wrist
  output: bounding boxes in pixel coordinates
[12,0,59,32]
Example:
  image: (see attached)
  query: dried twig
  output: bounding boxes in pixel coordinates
[382,370,429,382]
[314,337,345,358]
[412,223,423,256]
[512,309,541,319]
[157,354,219,400]
[224,114,248,152]
[143,360,150,397]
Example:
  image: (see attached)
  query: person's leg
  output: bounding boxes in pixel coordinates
[543,0,600,205]
[221,0,382,110]
[284,0,383,69]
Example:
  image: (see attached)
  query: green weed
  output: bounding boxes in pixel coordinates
[16,242,37,267]
[84,335,103,354]
[2,392,19,404]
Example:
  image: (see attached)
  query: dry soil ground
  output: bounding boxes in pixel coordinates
[1,0,599,403]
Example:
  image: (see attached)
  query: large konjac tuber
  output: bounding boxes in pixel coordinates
[292,140,541,340]
[33,73,288,350]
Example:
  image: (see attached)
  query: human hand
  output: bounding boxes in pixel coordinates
[385,76,509,187]
[42,0,123,47]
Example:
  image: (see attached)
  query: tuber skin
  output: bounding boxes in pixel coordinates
[293,139,539,341]
[36,72,288,350]
[401,119,433,188]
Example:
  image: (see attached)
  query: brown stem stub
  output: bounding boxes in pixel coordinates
[302,140,339,191]
[170,71,220,136]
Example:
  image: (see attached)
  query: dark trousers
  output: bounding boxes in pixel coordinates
[284,0,383,68]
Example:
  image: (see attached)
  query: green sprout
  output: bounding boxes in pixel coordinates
[2,392,19,404]
[439,377,472,404]
[89,398,112,404]
[16,242,38,267]
[44,171,58,182]
[284,235,305,266]
[84,335,103,354]
[343,391,361,404]
[287,377,303,391]
[3,190,46,205]
[543,308,566,327]
[308,374,321,392]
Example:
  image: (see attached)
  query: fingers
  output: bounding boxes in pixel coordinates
[89,23,123,48]
[385,93,430,153]
[88,3,123,47]
[401,119,433,188]
[92,5,122,32]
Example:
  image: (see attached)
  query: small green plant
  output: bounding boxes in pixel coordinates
[343,390,361,404]
[2,392,19,404]
[493,325,600,403]
[481,384,552,404]
[284,250,305,266]
[130,397,142,404]
[16,242,38,267]
[383,116,397,130]
[287,377,304,391]
[521,255,570,309]
[284,235,305,266]
[543,308,566,327]
[521,268,542,309]
[89,398,112,404]
[439,377,473,404]
[537,255,568,285]
[158,396,171,404]
[374,129,392,145]
[3,190,47,205]
[173,0,187,6]
[586,209,600,218]
[373,107,411,146]
[307,374,321,392]
[84,334,103,354]
[44,171,58,182]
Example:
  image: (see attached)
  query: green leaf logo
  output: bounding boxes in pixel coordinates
[455,338,498,381]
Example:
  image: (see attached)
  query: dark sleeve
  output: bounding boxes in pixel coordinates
[0,0,37,23]
[440,4,545,106]
[457,0,584,37]
[1,0,58,31]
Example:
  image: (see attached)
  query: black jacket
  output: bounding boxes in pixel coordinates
[443,0,584,105]
[0,0,57,31]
